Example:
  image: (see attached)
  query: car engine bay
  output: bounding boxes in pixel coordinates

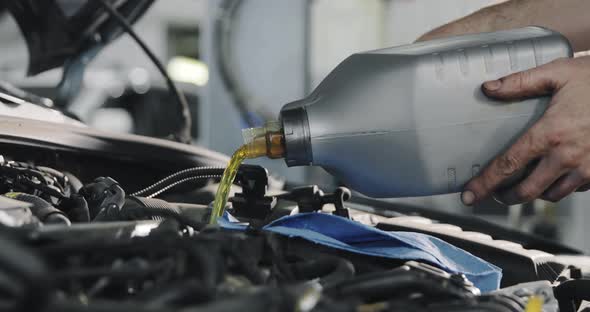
[0,126,587,311]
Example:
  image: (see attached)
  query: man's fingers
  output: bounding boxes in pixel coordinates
[482,59,568,101]
[495,156,564,205]
[464,59,572,206]
[542,171,588,202]
[461,57,590,204]
[462,126,548,205]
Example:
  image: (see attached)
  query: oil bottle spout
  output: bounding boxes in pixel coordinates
[242,121,285,159]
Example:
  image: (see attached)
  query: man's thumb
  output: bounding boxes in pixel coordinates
[482,61,564,100]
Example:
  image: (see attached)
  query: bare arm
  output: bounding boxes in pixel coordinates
[417,0,590,52]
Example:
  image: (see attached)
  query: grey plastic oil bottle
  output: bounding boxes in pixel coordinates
[278,27,573,198]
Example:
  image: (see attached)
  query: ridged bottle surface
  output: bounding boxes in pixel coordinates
[281,27,573,198]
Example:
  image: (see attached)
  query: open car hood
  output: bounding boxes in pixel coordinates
[5,0,154,76]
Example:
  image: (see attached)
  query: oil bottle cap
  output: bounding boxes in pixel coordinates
[280,103,312,166]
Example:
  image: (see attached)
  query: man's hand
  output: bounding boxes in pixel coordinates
[462,56,590,206]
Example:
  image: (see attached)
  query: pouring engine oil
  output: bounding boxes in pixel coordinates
[210,28,572,209]
[209,128,285,224]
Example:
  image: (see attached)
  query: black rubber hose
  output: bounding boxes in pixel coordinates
[32,166,72,197]
[36,166,66,182]
[63,172,84,193]
[129,206,205,230]
[96,0,192,143]
[122,197,206,230]
[59,194,90,222]
[214,0,258,127]
[325,269,471,303]
[287,257,355,287]
[7,193,71,225]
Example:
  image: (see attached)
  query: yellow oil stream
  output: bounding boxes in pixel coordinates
[209,139,267,224]
[524,296,543,312]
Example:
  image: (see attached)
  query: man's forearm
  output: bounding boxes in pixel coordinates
[417,0,590,52]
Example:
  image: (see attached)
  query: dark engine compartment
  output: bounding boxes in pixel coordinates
[0,126,586,312]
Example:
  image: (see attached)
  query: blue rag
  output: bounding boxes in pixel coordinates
[218,212,502,292]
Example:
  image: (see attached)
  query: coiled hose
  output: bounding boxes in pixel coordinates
[131,167,225,198]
